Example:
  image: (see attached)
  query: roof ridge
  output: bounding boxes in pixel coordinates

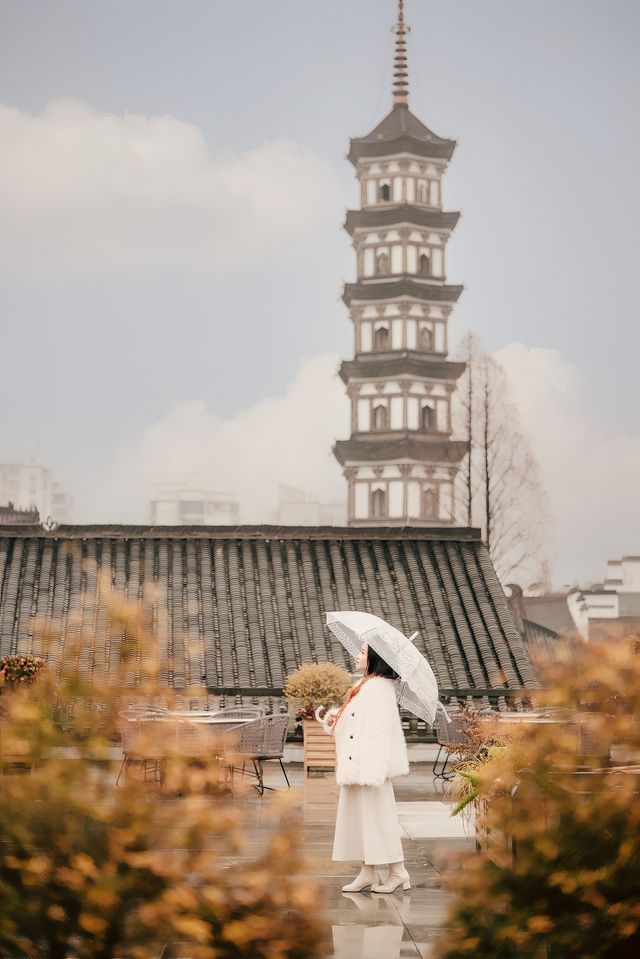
[0,523,483,542]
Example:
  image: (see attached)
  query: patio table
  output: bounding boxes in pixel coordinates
[496,712,553,723]
[167,714,255,727]
[117,711,258,789]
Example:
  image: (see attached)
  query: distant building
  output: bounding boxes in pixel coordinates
[507,555,640,644]
[0,462,72,525]
[276,485,347,527]
[150,482,239,526]
[334,1,467,526]
[568,556,640,642]
[0,502,40,525]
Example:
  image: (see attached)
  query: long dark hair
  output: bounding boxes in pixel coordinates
[366,645,399,680]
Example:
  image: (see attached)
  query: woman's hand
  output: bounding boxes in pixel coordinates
[316,705,338,733]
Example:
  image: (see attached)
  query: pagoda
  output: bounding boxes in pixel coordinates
[334,0,468,526]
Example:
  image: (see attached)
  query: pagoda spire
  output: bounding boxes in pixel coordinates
[392,0,409,105]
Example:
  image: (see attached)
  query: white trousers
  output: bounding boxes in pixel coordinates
[332,780,404,866]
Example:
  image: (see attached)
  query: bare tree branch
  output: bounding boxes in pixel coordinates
[453,332,554,589]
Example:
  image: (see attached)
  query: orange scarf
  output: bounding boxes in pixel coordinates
[331,674,376,734]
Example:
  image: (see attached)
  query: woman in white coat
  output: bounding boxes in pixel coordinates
[319,641,410,894]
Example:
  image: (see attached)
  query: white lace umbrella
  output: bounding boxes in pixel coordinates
[326,611,439,725]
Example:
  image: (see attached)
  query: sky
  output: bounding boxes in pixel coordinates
[0,0,639,588]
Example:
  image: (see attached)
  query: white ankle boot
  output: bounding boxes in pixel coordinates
[371,862,411,893]
[341,863,380,893]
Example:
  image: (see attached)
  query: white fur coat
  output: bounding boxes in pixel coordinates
[319,676,409,787]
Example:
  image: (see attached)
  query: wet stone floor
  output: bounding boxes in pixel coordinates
[1,761,473,958]
[229,763,474,959]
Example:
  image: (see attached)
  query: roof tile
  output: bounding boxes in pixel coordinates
[0,527,537,698]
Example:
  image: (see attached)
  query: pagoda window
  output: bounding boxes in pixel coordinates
[379,181,391,202]
[419,252,431,276]
[416,180,428,204]
[370,487,388,519]
[421,404,436,431]
[372,403,389,431]
[422,487,439,521]
[376,250,389,275]
[373,326,389,351]
[419,326,434,351]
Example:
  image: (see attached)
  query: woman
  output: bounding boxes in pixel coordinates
[318,641,410,894]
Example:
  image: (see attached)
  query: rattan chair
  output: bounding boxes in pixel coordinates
[232,715,290,795]
[177,718,218,757]
[117,707,174,787]
[433,706,467,780]
[259,714,290,792]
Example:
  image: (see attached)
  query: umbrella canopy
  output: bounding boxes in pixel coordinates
[326,611,439,725]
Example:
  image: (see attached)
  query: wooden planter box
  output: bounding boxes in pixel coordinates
[475,814,513,868]
[303,719,336,775]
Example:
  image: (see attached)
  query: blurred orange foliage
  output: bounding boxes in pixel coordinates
[436,637,640,959]
[0,594,326,959]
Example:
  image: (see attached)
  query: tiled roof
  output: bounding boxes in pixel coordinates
[339,355,466,384]
[0,526,536,701]
[348,104,456,164]
[333,436,469,466]
[343,278,463,307]
[521,595,576,635]
[345,206,460,236]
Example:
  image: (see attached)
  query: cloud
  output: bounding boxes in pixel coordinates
[0,98,343,278]
[79,353,349,523]
[77,342,639,588]
[495,343,640,586]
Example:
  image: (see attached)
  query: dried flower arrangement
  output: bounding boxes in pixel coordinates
[284,662,352,734]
